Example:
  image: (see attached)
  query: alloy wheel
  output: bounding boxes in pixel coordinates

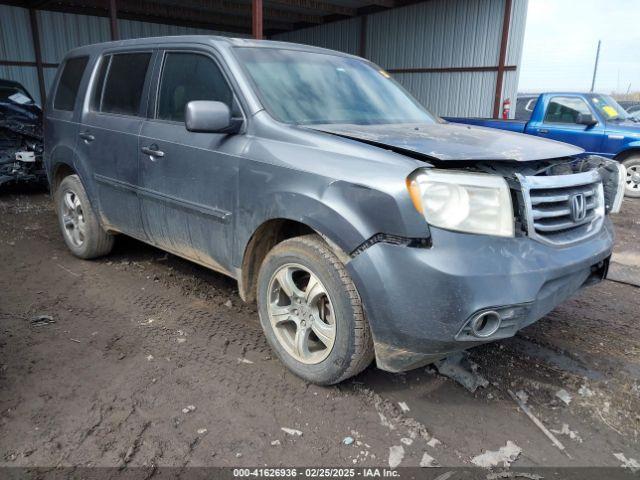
[267,263,337,364]
[61,190,86,247]
[626,164,640,194]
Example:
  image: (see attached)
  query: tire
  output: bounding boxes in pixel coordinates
[55,174,114,259]
[257,234,374,385]
[622,156,640,198]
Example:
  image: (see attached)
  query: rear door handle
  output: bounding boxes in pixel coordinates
[79,131,95,143]
[141,144,165,158]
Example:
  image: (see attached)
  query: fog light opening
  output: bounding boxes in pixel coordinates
[470,310,502,338]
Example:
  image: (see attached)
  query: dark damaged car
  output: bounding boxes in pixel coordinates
[0,79,45,186]
[44,37,625,384]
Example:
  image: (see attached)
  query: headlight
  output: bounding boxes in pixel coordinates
[610,162,626,214]
[407,169,514,237]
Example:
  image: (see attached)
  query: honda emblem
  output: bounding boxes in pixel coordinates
[569,193,587,222]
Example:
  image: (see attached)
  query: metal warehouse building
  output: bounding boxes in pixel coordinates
[1,0,528,118]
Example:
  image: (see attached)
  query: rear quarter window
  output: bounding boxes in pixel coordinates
[515,97,538,121]
[53,56,89,111]
[98,52,152,116]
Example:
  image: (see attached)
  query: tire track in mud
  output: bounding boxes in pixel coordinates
[2,192,639,469]
[1,214,448,467]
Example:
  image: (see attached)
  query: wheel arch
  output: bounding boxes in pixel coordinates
[47,142,96,199]
[235,178,425,302]
[48,153,106,230]
[238,217,352,303]
[50,162,78,193]
[614,147,640,162]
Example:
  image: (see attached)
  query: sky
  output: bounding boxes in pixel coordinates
[518,0,640,94]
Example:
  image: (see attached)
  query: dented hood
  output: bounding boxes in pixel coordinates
[309,122,583,162]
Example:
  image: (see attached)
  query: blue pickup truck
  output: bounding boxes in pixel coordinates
[445,93,640,197]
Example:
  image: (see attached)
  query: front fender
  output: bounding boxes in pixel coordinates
[234,166,429,268]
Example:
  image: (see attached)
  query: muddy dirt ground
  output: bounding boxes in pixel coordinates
[1,187,639,471]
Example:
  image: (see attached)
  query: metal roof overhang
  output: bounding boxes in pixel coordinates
[4,0,430,37]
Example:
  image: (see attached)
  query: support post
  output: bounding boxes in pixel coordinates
[109,0,119,41]
[359,15,367,58]
[252,0,263,39]
[493,0,512,119]
[28,8,46,105]
[590,40,601,92]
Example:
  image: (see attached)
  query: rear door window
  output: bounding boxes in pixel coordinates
[544,97,592,124]
[54,56,89,111]
[99,52,152,116]
[156,52,233,122]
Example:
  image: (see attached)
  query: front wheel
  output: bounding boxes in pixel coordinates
[257,234,374,385]
[55,174,114,259]
[622,156,640,198]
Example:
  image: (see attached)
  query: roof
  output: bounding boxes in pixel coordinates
[64,35,359,59]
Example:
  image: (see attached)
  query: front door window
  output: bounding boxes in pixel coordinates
[544,96,592,124]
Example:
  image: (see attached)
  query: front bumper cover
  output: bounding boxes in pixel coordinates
[346,220,614,372]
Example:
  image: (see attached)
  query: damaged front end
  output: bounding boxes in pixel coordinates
[473,155,625,245]
[348,155,622,374]
[0,83,45,187]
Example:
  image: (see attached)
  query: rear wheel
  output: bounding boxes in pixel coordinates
[55,174,114,259]
[257,234,374,385]
[622,156,640,198]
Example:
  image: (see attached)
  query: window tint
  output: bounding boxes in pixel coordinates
[544,97,591,124]
[157,52,233,122]
[54,56,89,111]
[101,53,151,115]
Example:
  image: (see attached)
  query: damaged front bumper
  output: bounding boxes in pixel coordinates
[346,220,614,373]
[0,150,45,186]
[0,118,45,187]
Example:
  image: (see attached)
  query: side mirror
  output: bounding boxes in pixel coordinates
[576,113,597,127]
[185,100,233,133]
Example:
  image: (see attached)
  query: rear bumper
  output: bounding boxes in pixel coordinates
[346,219,614,372]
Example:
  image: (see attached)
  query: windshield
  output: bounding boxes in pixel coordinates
[589,94,629,120]
[234,47,436,126]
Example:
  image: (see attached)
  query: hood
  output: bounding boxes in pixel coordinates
[309,122,583,162]
[0,100,41,125]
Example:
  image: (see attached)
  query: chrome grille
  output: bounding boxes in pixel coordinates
[517,170,605,246]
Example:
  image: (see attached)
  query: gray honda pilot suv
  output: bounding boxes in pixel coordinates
[44,36,625,385]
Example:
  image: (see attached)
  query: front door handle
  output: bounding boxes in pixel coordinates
[141,145,165,158]
[79,131,95,143]
[538,128,549,134]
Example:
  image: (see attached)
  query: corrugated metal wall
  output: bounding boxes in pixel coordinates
[272,17,361,56]
[117,18,245,40]
[37,11,111,65]
[0,4,242,104]
[0,5,39,102]
[274,0,529,117]
[1,0,528,114]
